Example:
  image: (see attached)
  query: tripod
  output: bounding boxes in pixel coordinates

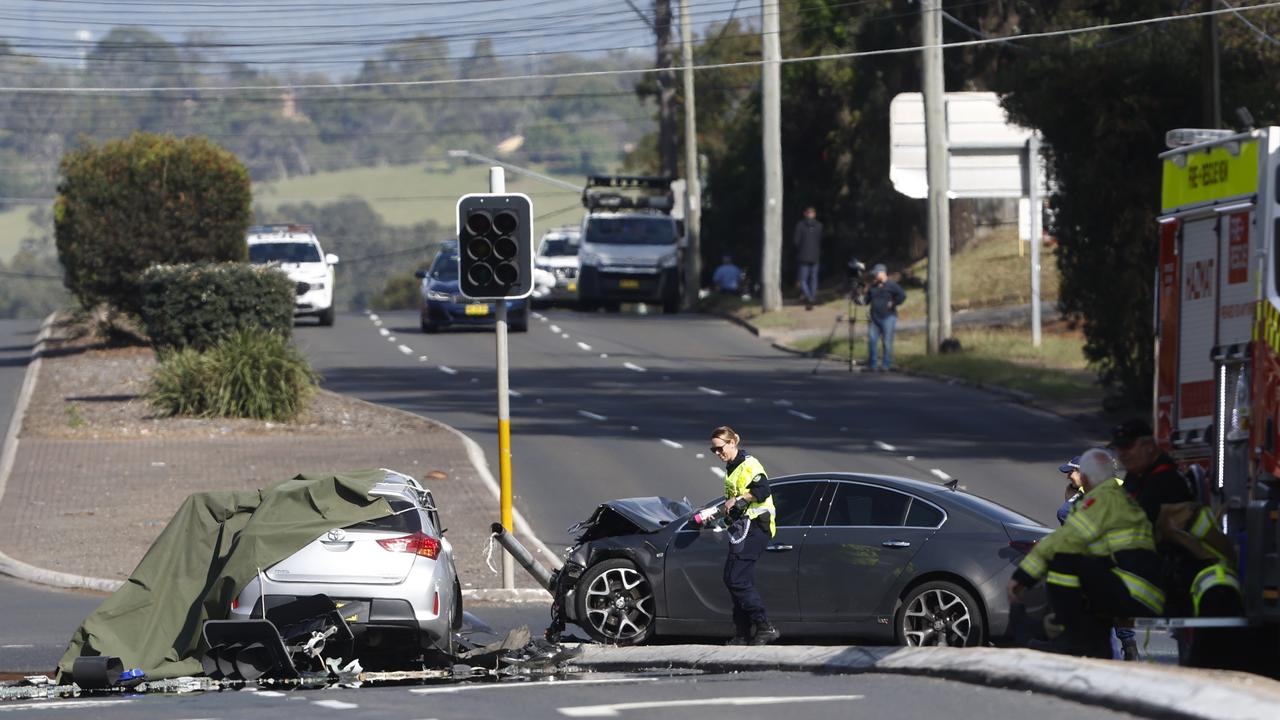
[810,286,862,374]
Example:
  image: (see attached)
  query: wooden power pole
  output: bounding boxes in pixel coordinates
[760,0,783,312]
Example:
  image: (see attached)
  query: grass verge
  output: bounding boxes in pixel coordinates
[790,325,1100,404]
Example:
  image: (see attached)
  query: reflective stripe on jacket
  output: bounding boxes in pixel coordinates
[1190,563,1242,616]
[724,454,776,537]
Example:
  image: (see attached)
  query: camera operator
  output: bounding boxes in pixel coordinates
[864,264,906,372]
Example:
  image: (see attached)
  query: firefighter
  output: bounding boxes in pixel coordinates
[709,426,780,646]
[1008,449,1165,658]
[1110,419,1245,667]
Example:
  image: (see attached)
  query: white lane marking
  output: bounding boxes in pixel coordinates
[1,644,33,648]
[629,425,639,431]
[623,362,646,372]
[378,328,390,336]
[398,344,413,355]
[773,399,793,406]
[509,389,523,398]
[577,342,593,351]
[874,441,897,452]
[369,313,380,321]
[743,398,754,404]
[532,312,546,321]
[930,468,952,481]
[660,439,682,449]
[256,691,288,697]
[787,410,816,421]
[388,336,397,342]
[313,699,360,710]
[558,695,863,717]
[419,355,429,362]
[906,455,916,461]
[470,377,479,383]
[578,410,608,421]
[410,678,658,695]
[599,353,609,359]
[439,366,459,375]
[698,386,725,396]
[1,699,135,711]
[374,320,383,327]
[549,324,562,333]
[711,467,726,477]
[695,453,705,459]
[562,333,571,339]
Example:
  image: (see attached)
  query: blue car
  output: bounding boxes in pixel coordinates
[415,243,529,334]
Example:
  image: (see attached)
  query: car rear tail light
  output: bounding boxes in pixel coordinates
[231,597,239,611]
[377,532,440,559]
[1008,540,1037,555]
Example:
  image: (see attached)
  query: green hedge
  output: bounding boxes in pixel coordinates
[140,262,295,351]
[54,132,252,316]
[147,327,319,422]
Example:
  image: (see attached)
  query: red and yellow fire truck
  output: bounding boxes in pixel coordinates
[1155,127,1280,644]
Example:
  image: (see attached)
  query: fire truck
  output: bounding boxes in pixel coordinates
[1155,127,1280,647]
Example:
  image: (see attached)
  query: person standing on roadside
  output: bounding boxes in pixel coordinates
[792,206,823,310]
[864,264,906,372]
[707,426,780,646]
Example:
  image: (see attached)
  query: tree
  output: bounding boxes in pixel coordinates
[54,132,252,316]
[994,1,1280,403]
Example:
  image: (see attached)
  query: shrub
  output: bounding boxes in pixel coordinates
[54,132,252,316]
[147,328,320,422]
[140,262,294,351]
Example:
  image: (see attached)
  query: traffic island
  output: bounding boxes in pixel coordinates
[570,644,1280,720]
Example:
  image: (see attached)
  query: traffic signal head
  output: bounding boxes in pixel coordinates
[457,193,534,299]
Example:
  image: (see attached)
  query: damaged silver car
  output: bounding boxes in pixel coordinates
[547,473,1050,647]
[229,470,462,665]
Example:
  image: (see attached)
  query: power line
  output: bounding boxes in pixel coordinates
[8,1,1273,94]
[1219,0,1280,44]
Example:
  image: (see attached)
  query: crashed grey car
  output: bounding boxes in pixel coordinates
[550,473,1050,647]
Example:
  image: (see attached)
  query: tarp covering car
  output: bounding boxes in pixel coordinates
[56,470,393,682]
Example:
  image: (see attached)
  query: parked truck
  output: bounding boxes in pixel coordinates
[576,176,683,314]
[1154,126,1280,658]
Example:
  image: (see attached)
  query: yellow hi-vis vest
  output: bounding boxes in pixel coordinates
[1018,477,1165,614]
[724,454,776,537]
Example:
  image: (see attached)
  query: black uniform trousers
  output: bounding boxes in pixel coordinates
[724,521,771,637]
[1047,553,1159,659]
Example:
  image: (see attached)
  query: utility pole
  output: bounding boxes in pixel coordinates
[656,0,679,178]
[1202,0,1221,129]
[760,0,783,312]
[679,0,702,307]
[922,0,951,353]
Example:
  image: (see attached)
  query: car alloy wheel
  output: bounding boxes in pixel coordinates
[578,559,655,645]
[898,581,982,647]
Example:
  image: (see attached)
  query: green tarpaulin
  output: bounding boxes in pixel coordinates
[57,470,393,682]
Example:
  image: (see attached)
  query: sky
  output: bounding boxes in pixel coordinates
[4,0,761,77]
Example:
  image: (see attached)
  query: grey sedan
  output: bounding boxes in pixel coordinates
[557,473,1050,647]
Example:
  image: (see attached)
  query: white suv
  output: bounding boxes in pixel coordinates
[247,224,339,326]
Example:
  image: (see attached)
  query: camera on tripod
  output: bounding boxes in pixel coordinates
[847,258,868,305]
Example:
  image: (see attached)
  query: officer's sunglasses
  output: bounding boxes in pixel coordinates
[710,442,729,454]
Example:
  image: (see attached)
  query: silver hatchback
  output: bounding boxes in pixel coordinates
[229,470,461,664]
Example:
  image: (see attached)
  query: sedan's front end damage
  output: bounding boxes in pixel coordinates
[545,497,690,643]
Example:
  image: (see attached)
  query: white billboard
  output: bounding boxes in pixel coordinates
[889,91,1046,200]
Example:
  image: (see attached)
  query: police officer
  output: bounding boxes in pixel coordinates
[1009,449,1165,658]
[710,426,780,646]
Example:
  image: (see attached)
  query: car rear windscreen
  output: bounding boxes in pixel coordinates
[945,491,1041,527]
[346,499,421,533]
[585,217,676,245]
[250,242,321,263]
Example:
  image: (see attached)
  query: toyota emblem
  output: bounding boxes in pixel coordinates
[326,528,346,542]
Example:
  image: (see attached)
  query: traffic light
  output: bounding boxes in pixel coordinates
[456,193,534,299]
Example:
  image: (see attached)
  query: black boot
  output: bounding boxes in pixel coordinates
[750,623,781,646]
